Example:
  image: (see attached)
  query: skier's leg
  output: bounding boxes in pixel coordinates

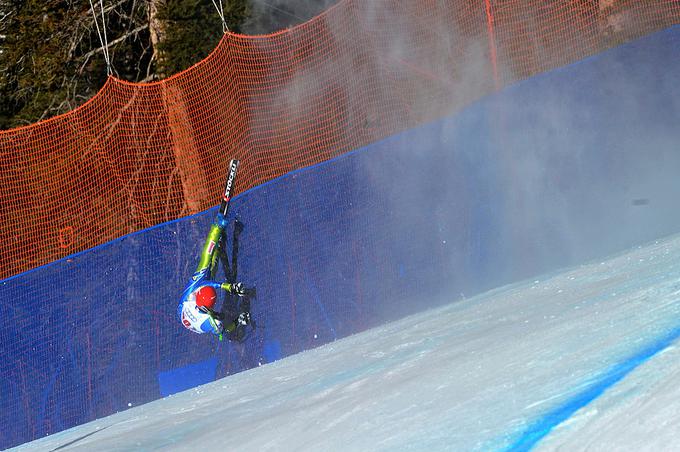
[216,233,232,280]
[229,219,243,282]
[195,223,222,274]
[209,240,223,279]
[213,218,243,281]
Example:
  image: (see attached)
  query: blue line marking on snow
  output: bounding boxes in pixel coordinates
[504,322,680,451]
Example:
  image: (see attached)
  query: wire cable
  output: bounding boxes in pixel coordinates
[88,0,112,75]
[210,0,229,33]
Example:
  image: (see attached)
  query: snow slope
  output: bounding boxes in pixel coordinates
[12,233,680,451]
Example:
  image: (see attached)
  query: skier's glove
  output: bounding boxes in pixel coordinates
[236,311,251,326]
[230,282,247,296]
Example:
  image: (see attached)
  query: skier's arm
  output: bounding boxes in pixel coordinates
[206,314,224,340]
[198,300,237,339]
[219,281,246,295]
[195,304,225,339]
[195,281,240,294]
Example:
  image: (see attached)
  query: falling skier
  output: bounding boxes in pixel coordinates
[177,159,252,341]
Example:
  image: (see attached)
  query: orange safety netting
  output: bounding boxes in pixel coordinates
[0,0,679,280]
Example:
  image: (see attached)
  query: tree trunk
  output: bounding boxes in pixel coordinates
[148,0,167,78]
[163,83,211,214]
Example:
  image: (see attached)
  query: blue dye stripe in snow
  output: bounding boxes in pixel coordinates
[504,322,680,451]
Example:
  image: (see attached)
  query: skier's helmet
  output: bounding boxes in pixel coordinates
[196,286,217,310]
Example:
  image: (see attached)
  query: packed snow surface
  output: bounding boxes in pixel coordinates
[13,234,680,451]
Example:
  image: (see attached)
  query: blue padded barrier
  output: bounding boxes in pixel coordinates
[2,25,680,449]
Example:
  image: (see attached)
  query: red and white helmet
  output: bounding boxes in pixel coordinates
[195,286,217,310]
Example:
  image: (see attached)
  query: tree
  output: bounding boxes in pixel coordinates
[152,0,248,78]
[0,0,248,130]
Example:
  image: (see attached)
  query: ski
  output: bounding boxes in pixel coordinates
[219,159,240,218]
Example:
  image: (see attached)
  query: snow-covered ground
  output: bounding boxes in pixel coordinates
[12,233,680,451]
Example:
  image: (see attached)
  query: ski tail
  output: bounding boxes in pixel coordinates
[219,159,240,217]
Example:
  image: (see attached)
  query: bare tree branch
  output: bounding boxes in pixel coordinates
[83,0,130,21]
[79,23,148,71]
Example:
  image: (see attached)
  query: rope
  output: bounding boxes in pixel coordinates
[259,1,306,23]
[88,0,112,75]
[210,0,229,33]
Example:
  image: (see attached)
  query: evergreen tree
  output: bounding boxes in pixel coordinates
[0,0,248,130]
[154,0,249,78]
[0,0,95,128]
